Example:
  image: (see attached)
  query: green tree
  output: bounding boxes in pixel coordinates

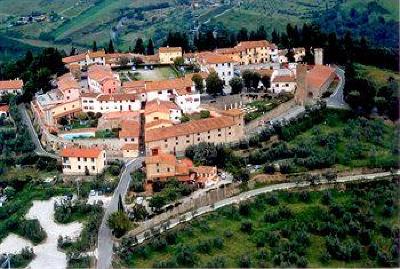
[107,211,130,238]
[118,194,124,212]
[134,38,145,54]
[242,70,253,89]
[229,77,244,94]
[206,71,224,96]
[173,56,184,67]
[147,38,155,55]
[108,39,115,53]
[92,41,97,52]
[200,110,210,119]
[191,73,204,93]
[149,194,166,211]
[261,75,271,89]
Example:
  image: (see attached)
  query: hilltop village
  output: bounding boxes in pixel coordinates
[0,40,337,190]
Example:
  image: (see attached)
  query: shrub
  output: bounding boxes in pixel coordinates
[240,220,253,233]
[18,219,46,244]
[175,245,196,266]
[200,110,210,119]
[238,255,251,268]
[224,230,233,238]
[213,237,224,249]
[166,231,178,244]
[368,242,378,258]
[206,256,226,268]
[151,237,167,251]
[107,211,131,238]
[196,239,212,254]
[239,202,251,216]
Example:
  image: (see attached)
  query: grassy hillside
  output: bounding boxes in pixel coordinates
[354,64,400,88]
[0,0,397,61]
[118,179,399,268]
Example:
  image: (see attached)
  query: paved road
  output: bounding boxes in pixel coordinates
[326,68,349,109]
[247,105,305,136]
[96,157,144,269]
[130,171,398,244]
[18,104,58,159]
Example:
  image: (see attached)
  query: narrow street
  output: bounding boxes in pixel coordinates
[96,157,144,269]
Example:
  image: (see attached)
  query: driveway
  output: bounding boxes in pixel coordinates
[326,68,350,109]
[96,157,144,269]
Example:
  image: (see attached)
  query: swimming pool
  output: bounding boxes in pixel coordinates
[59,131,95,140]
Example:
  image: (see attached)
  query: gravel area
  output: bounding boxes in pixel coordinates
[0,197,83,269]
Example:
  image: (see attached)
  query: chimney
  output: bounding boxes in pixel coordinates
[314,48,323,65]
[295,64,308,106]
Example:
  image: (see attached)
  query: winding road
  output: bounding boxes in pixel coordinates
[325,67,349,109]
[18,104,58,159]
[96,157,144,269]
[126,170,399,246]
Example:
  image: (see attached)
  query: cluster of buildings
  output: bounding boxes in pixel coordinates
[1,39,337,191]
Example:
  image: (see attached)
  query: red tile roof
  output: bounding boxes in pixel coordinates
[57,73,80,91]
[97,93,137,102]
[145,152,177,166]
[0,79,24,89]
[88,65,115,83]
[198,52,236,64]
[62,53,86,64]
[145,119,173,129]
[0,105,9,112]
[60,147,103,158]
[145,99,178,115]
[306,65,335,89]
[119,120,140,138]
[159,47,182,53]
[122,143,139,151]
[145,116,236,142]
[272,75,296,83]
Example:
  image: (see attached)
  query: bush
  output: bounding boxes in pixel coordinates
[197,239,212,254]
[18,219,46,244]
[107,211,131,238]
[213,237,224,249]
[224,230,233,238]
[166,231,178,245]
[238,255,251,268]
[151,237,167,251]
[240,220,253,233]
[175,245,196,266]
[239,202,251,216]
[200,110,210,119]
[206,256,226,268]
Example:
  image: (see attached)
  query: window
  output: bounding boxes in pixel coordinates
[78,157,80,161]
[186,140,190,143]
[84,158,87,161]
[164,139,168,142]
[78,165,81,169]
[167,168,170,172]
[91,158,95,162]
[228,132,232,135]
[218,134,221,137]
[92,166,95,170]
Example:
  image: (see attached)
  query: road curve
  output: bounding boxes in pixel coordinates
[96,157,144,269]
[18,104,58,159]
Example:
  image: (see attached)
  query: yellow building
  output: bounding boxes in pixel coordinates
[159,47,182,64]
[61,147,106,175]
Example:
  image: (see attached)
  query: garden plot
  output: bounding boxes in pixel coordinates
[0,197,83,269]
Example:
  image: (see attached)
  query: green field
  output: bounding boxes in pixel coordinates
[354,63,400,88]
[118,179,399,268]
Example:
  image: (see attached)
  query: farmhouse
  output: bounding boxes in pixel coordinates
[159,47,182,64]
[145,111,244,156]
[81,92,141,114]
[87,65,121,94]
[0,79,23,96]
[60,147,106,175]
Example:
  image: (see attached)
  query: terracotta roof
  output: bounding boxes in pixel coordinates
[145,119,173,129]
[57,73,80,91]
[88,65,115,83]
[306,65,335,89]
[145,77,193,94]
[145,116,236,142]
[81,92,99,98]
[0,79,24,89]
[62,53,86,64]
[97,93,137,102]
[0,105,9,112]
[102,111,139,120]
[119,120,140,138]
[256,68,274,77]
[191,166,216,174]
[215,47,238,54]
[88,49,106,58]
[123,80,147,91]
[176,162,189,175]
[145,99,178,115]
[159,47,182,53]
[236,40,270,50]
[145,153,177,166]
[122,143,139,151]
[198,52,236,64]
[219,109,243,117]
[272,75,296,83]
[60,147,102,158]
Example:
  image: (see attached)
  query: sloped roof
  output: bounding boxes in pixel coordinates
[306,65,335,89]
[0,79,24,89]
[60,147,102,158]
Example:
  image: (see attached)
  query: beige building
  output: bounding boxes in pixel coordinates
[216,40,278,65]
[159,47,182,64]
[122,143,139,158]
[60,147,106,175]
[145,110,244,156]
